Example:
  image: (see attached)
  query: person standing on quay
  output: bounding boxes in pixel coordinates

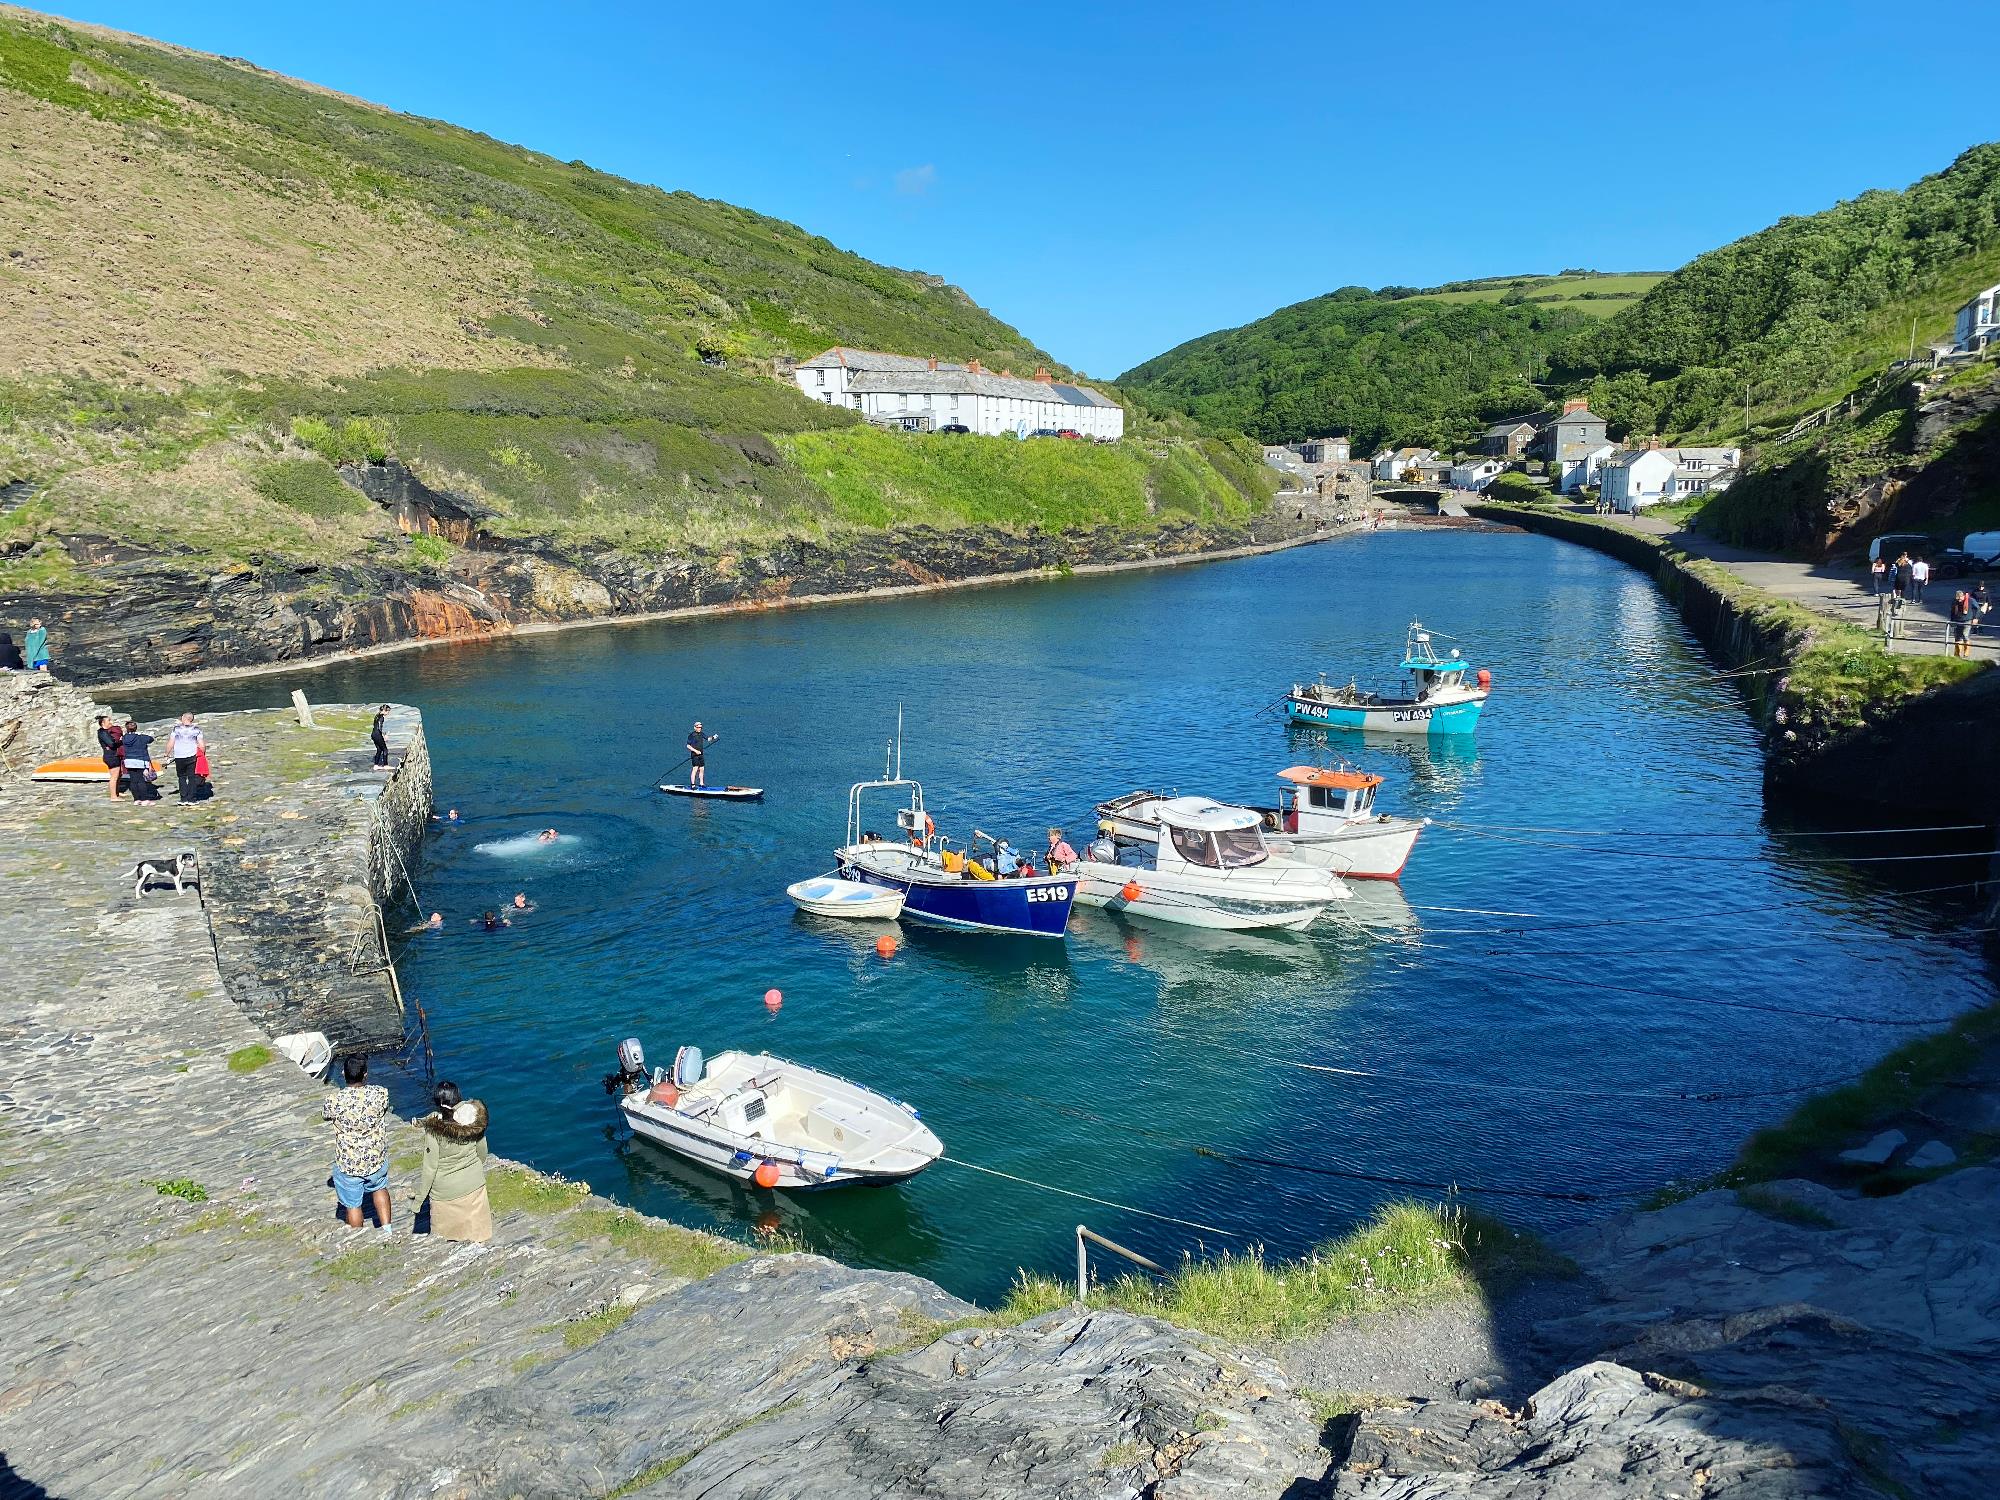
[23,617,48,673]
[413,1081,492,1242]
[1893,551,1914,601]
[1911,555,1931,604]
[1950,589,1974,659]
[97,714,123,800]
[323,1053,393,1231]
[121,719,159,802]
[371,705,391,769]
[1869,556,1887,595]
[167,713,204,802]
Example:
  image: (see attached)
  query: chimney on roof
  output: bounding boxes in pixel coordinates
[967,358,982,374]
[1001,366,1014,378]
[1561,398,1587,414]
[1033,366,1052,383]
[836,349,847,367]
[1647,436,1663,450]
[927,356,938,371]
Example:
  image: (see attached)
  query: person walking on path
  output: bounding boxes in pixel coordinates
[1869,556,1888,595]
[1950,589,1975,659]
[121,719,159,802]
[167,713,204,802]
[96,715,123,800]
[1911,555,1931,604]
[686,721,714,788]
[413,1081,491,1242]
[1893,552,1914,601]
[1974,581,1992,640]
[23,618,48,673]
[371,705,391,769]
[323,1054,393,1231]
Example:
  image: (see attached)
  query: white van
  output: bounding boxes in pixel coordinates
[1963,531,2000,566]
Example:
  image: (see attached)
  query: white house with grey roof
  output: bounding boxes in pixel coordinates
[793,348,1124,440]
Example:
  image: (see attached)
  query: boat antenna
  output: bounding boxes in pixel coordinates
[895,702,904,781]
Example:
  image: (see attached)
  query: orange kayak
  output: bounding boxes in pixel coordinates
[32,755,154,782]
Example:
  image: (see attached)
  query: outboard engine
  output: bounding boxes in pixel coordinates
[672,1045,706,1089]
[603,1037,649,1096]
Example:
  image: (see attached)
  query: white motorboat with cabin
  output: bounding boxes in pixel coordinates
[603,1039,942,1189]
[1071,796,1347,931]
[1097,765,1425,880]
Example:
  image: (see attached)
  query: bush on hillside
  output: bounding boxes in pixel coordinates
[254,457,367,518]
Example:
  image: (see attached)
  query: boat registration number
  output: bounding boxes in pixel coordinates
[1025,885,1070,903]
[1392,707,1433,722]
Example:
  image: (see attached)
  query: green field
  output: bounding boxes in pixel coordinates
[1403,271,1668,318]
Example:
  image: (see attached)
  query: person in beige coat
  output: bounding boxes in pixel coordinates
[414,1081,491,1242]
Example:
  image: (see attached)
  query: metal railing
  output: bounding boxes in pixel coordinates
[1075,1224,1164,1299]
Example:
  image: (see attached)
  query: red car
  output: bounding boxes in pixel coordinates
[1055,428,1082,439]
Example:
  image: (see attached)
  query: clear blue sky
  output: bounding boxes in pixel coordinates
[44,1,2000,376]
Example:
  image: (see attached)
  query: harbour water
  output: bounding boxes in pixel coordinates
[140,529,1998,1303]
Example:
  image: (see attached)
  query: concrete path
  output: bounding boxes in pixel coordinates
[1608,507,1998,661]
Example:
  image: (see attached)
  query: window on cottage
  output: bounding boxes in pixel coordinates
[816,370,826,386]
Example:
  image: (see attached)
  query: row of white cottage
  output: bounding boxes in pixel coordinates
[792,349,1125,440]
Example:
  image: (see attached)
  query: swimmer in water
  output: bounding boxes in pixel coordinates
[476,909,510,931]
[407,912,444,933]
[537,828,558,843]
[510,892,533,912]
[434,808,461,824]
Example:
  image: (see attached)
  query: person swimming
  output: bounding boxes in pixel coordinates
[510,892,533,912]
[435,808,461,824]
[407,912,444,933]
[476,909,510,931]
[537,828,558,844]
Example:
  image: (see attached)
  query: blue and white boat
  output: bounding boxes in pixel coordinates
[833,756,1074,940]
[1286,622,1491,736]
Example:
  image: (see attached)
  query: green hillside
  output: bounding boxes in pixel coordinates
[1118,285,1610,453]
[1400,271,1667,318]
[1556,144,2000,441]
[0,8,1269,597]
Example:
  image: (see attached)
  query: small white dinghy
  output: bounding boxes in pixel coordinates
[787,874,907,919]
[603,1039,942,1189]
[272,1031,333,1081]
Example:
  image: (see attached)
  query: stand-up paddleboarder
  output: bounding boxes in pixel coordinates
[687,722,717,788]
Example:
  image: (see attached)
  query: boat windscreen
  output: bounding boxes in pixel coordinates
[1213,826,1268,868]
[1169,824,1217,867]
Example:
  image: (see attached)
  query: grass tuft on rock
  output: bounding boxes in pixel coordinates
[1001,1202,1573,1344]
[1734,1185,1837,1229]
[561,1301,636,1350]
[484,1164,591,1216]
[226,1044,272,1074]
[563,1206,748,1282]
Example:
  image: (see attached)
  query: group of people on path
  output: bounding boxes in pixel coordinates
[321,1053,492,1241]
[94,711,212,804]
[1870,551,1990,652]
[0,618,48,673]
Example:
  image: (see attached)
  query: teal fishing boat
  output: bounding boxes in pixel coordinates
[1286,622,1490,736]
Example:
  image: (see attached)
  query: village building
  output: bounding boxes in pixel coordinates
[1292,436,1350,465]
[1449,456,1506,491]
[1545,399,1612,493]
[1480,417,1541,459]
[1953,283,2000,353]
[1370,446,1436,481]
[793,348,1124,440]
[1600,442,1739,512]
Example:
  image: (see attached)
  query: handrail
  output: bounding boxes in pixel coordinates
[1075,1223,1164,1299]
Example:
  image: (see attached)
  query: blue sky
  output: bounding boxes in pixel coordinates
[46,1,2000,376]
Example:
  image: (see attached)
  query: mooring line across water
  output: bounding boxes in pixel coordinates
[1431,828,2000,864]
[1405,878,1995,931]
[936,1157,1243,1237]
[1429,820,1988,840]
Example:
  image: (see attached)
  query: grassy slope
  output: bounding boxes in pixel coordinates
[1403,271,1667,318]
[0,8,1271,587]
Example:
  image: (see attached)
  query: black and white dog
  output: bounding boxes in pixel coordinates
[133,852,200,899]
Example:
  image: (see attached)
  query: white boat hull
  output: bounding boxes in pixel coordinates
[617,1049,941,1189]
[1098,797,1423,881]
[1068,859,1337,931]
[787,875,906,919]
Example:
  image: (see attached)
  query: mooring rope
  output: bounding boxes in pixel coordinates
[936,1157,1242,1236]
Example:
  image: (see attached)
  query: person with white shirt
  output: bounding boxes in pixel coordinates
[166,712,205,802]
[1911,555,1931,604]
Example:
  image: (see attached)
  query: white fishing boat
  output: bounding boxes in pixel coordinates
[1097,766,1426,880]
[271,1030,333,1080]
[602,1039,942,1189]
[787,874,907,919]
[1070,797,1347,931]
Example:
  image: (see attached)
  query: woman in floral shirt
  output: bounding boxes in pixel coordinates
[323,1053,393,1230]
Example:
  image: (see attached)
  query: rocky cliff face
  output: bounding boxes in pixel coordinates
[2,497,1309,687]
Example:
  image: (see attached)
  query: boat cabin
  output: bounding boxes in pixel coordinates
[1401,625,1469,702]
[1154,797,1271,870]
[1272,765,1380,833]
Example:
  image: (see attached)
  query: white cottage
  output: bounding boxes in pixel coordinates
[1954,284,2000,353]
[1600,447,1679,511]
[1370,446,1435,481]
[1448,456,1505,491]
[793,349,1124,439]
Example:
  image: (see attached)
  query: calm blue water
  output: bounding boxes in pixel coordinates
[138,531,1998,1302]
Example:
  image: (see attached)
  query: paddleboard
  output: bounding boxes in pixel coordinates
[33,756,152,782]
[658,784,764,801]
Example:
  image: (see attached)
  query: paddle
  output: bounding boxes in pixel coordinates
[650,733,719,792]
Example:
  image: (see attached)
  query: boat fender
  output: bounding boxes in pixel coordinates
[648,1081,680,1107]
[672,1045,706,1089]
[1476,668,1491,689]
[753,1161,782,1189]
[1120,880,1143,903]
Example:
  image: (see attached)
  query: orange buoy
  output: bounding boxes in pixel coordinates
[648,1081,680,1107]
[1120,880,1143,903]
[753,1161,782,1189]
[763,987,783,1011]
[874,934,897,958]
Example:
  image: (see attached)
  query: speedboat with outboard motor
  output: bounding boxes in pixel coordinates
[1070,796,1347,931]
[833,739,1074,938]
[1286,621,1490,735]
[1098,765,1425,880]
[603,1039,942,1189]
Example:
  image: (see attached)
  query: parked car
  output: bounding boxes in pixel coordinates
[938,423,970,435]
[1055,428,1082,439]
[1928,548,1982,579]
[1963,530,2000,567]
[1030,427,1061,439]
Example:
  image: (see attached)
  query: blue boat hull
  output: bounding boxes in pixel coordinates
[840,861,1074,938]
[1285,693,1485,736]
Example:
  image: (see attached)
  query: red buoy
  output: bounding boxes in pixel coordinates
[1120,881,1143,903]
[875,934,897,958]
[763,987,783,1011]
[753,1161,782,1189]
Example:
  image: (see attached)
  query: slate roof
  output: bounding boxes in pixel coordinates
[1551,406,1604,426]
[847,369,1116,407]
[798,348,960,372]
